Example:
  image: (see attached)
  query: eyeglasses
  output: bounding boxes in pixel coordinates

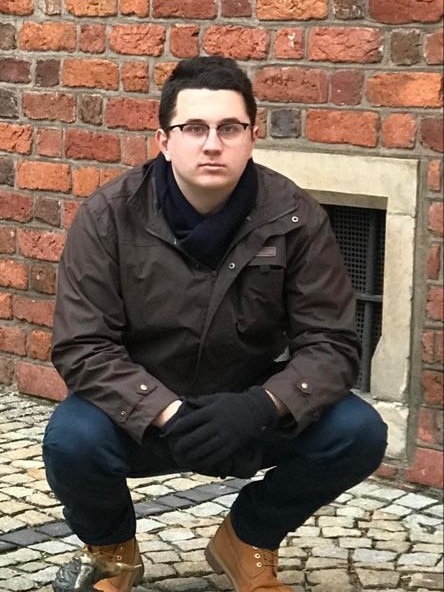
[165,122,252,143]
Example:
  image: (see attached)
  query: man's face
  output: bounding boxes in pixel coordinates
[156,88,258,207]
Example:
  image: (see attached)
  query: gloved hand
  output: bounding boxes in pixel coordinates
[167,386,278,467]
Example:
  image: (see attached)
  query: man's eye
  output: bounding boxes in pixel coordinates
[184,124,207,135]
[219,124,237,135]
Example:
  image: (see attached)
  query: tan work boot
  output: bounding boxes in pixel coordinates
[205,514,293,591]
[86,537,144,592]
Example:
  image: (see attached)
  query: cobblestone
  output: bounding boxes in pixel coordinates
[0,388,442,591]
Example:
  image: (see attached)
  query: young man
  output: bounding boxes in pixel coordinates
[43,57,387,592]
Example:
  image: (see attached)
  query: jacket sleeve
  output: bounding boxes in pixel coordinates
[263,200,361,435]
[51,197,179,443]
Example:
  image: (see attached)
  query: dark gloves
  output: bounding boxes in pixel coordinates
[167,386,278,468]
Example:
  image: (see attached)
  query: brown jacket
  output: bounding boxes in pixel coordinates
[52,159,361,443]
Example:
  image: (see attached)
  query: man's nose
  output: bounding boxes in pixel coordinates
[202,127,223,150]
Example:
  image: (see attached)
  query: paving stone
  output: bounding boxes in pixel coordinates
[353,548,397,563]
[0,528,49,546]
[408,572,444,589]
[397,493,437,510]
[356,568,401,587]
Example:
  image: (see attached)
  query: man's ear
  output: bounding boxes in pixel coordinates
[155,128,171,161]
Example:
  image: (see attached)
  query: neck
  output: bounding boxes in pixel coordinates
[174,179,237,215]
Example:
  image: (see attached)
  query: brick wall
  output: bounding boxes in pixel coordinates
[0,0,442,488]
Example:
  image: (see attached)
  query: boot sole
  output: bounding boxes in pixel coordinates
[205,542,239,592]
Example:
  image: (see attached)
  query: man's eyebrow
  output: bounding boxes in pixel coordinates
[181,117,244,124]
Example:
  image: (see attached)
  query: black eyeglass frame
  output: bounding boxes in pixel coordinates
[165,122,252,134]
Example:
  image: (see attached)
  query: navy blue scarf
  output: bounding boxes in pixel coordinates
[154,153,257,269]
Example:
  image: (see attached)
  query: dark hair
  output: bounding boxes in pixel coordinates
[159,56,257,130]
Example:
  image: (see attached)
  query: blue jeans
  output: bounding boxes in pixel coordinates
[43,392,387,550]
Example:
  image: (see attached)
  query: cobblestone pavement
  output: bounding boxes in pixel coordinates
[0,388,443,592]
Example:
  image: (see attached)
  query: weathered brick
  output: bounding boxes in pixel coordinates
[428,201,443,236]
[17,361,67,401]
[330,70,364,105]
[0,123,32,154]
[65,130,120,162]
[31,264,57,294]
[36,128,62,157]
[366,73,442,107]
[120,0,149,16]
[404,447,443,488]
[421,117,444,152]
[170,25,200,58]
[255,107,267,139]
[428,160,442,192]
[427,244,441,280]
[34,196,61,227]
[109,25,165,56]
[121,62,149,93]
[78,94,103,126]
[221,0,251,16]
[26,329,52,361]
[390,30,421,65]
[0,158,14,186]
[274,28,304,59]
[333,0,364,19]
[121,136,148,166]
[204,25,270,60]
[382,113,416,148]
[154,62,177,88]
[63,59,119,90]
[270,109,301,138]
[0,0,33,15]
[0,260,28,289]
[426,285,443,321]
[0,23,16,49]
[106,98,159,131]
[23,91,76,122]
[43,0,61,14]
[254,67,328,103]
[308,27,382,63]
[72,167,100,197]
[17,229,65,262]
[425,29,444,64]
[0,325,26,355]
[63,201,81,228]
[65,0,117,16]
[0,58,31,83]
[35,59,60,87]
[79,24,106,53]
[257,0,327,19]
[0,191,32,222]
[14,295,55,327]
[422,371,444,405]
[17,161,70,192]
[423,330,438,364]
[418,407,437,444]
[0,89,18,118]
[0,228,16,254]
[153,0,216,18]
[19,21,76,51]
[0,293,13,319]
[0,356,14,384]
[369,0,443,24]
[306,109,379,147]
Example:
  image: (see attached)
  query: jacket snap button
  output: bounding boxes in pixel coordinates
[228,262,236,270]
[119,410,126,417]
[292,216,299,223]
[301,382,308,389]
[140,384,148,391]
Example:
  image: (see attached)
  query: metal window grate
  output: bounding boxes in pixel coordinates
[322,204,386,392]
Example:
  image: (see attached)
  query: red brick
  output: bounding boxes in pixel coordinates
[72,167,100,197]
[36,128,62,158]
[426,285,443,321]
[17,229,65,262]
[437,331,444,362]
[428,201,443,236]
[0,325,26,355]
[63,59,118,90]
[422,330,437,364]
[122,136,148,166]
[254,67,328,103]
[19,21,76,52]
[0,191,32,222]
[221,0,251,16]
[0,0,33,15]
[30,264,57,294]
[17,161,70,192]
[79,24,106,54]
[308,27,382,63]
[0,355,14,384]
[204,26,270,60]
[34,196,61,227]
[154,62,177,88]
[257,0,327,19]
[65,0,116,16]
[428,160,442,192]
[13,295,55,327]
[274,28,304,59]
[404,447,444,488]
[255,107,267,139]
[422,370,444,405]
[27,329,52,361]
[418,407,436,444]
[0,293,12,319]
[65,130,120,163]
[170,25,200,58]
[106,98,159,131]
[306,109,379,147]
[0,260,28,289]
[367,73,442,108]
[23,92,75,123]
[109,25,165,56]
[35,59,59,87]
[153,0,216,18]
[120,0,149,16]
[330,70,364,105]
[421,117,444,152]
[369,0,443,24]
[382,113,416,148]
[428,244,442,280]
[0,123,32,154]
[0,58,31,82]
[121,62,149,93]
[425,29,444,64]
[63,201,81,228]
[17,361,67,401]
[0,228,15,254]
